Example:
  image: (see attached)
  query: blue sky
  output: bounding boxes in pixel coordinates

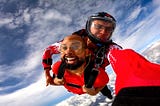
[0,0,160,106]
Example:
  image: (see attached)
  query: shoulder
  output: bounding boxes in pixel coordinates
[108,42,122,50]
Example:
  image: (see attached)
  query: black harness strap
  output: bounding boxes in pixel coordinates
[66,83,81,88]
[85,68,99,88]
[84,55,99,88]
[57,60,66,79]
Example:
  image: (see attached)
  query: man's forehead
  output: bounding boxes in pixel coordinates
[62,35,83,44]
[61,40,81,45]
[93,20,113,25]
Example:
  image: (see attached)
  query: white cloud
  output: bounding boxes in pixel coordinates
[0,75,67,106]
[127,6,142,22]
[43,10,72,23]
[0,18,12,25]
[115,6,160,52]
[22,8,32,24]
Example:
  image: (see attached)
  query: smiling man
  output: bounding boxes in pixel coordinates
[59,35,86,70]
[46,34,110,96]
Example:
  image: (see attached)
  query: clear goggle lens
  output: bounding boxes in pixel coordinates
[91,23,113,32]
[60,41,83,53]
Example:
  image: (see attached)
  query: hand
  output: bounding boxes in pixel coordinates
[46,75,54,86]
[53,77,65,85]
[82,85,98,96]
[44,70,54,86]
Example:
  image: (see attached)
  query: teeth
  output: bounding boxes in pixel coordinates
[66,57,75,61]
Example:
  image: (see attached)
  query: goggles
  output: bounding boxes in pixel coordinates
[91,23,113,32]
[59,41,83,53]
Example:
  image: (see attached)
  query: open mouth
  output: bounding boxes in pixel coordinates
[65,57,77,64]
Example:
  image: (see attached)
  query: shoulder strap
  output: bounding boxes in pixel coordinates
[57,60,66,79]
[84,55,99,88]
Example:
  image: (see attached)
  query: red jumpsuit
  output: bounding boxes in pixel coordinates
[52,61,109,94]
[108,49,160,94]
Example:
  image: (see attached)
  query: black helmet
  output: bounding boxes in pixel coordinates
[86,12,116,46]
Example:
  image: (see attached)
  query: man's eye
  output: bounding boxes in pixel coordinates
[95,24,103,29]
[62,46,67,50]
[71,45,79,50]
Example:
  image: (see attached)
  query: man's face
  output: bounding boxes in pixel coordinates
[60,36,86,69]
[90,20,114,42]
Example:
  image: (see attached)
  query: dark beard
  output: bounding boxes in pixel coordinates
[65,59,85,70]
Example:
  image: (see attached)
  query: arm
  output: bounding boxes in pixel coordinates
[44,69,54,86]
[44,69,64,86]
[42,42,61,86]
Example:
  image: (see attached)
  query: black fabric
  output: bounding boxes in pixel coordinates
[57,61,66,79]
[85,68,99,88]
[66,83,81,88]
[112,87,160,106]
[100,85,113,99]
[43,58,52,65]
[84,56,95,88]
[44,67,51,70]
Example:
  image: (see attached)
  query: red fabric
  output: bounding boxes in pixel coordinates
[108,49,160,94]
[42,43,60,68]
[52,61,109,94]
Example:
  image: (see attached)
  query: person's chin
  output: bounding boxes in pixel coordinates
[66,60,77,65]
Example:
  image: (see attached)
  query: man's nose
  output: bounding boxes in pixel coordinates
[65,48,73,54]
[100,28,109,34]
